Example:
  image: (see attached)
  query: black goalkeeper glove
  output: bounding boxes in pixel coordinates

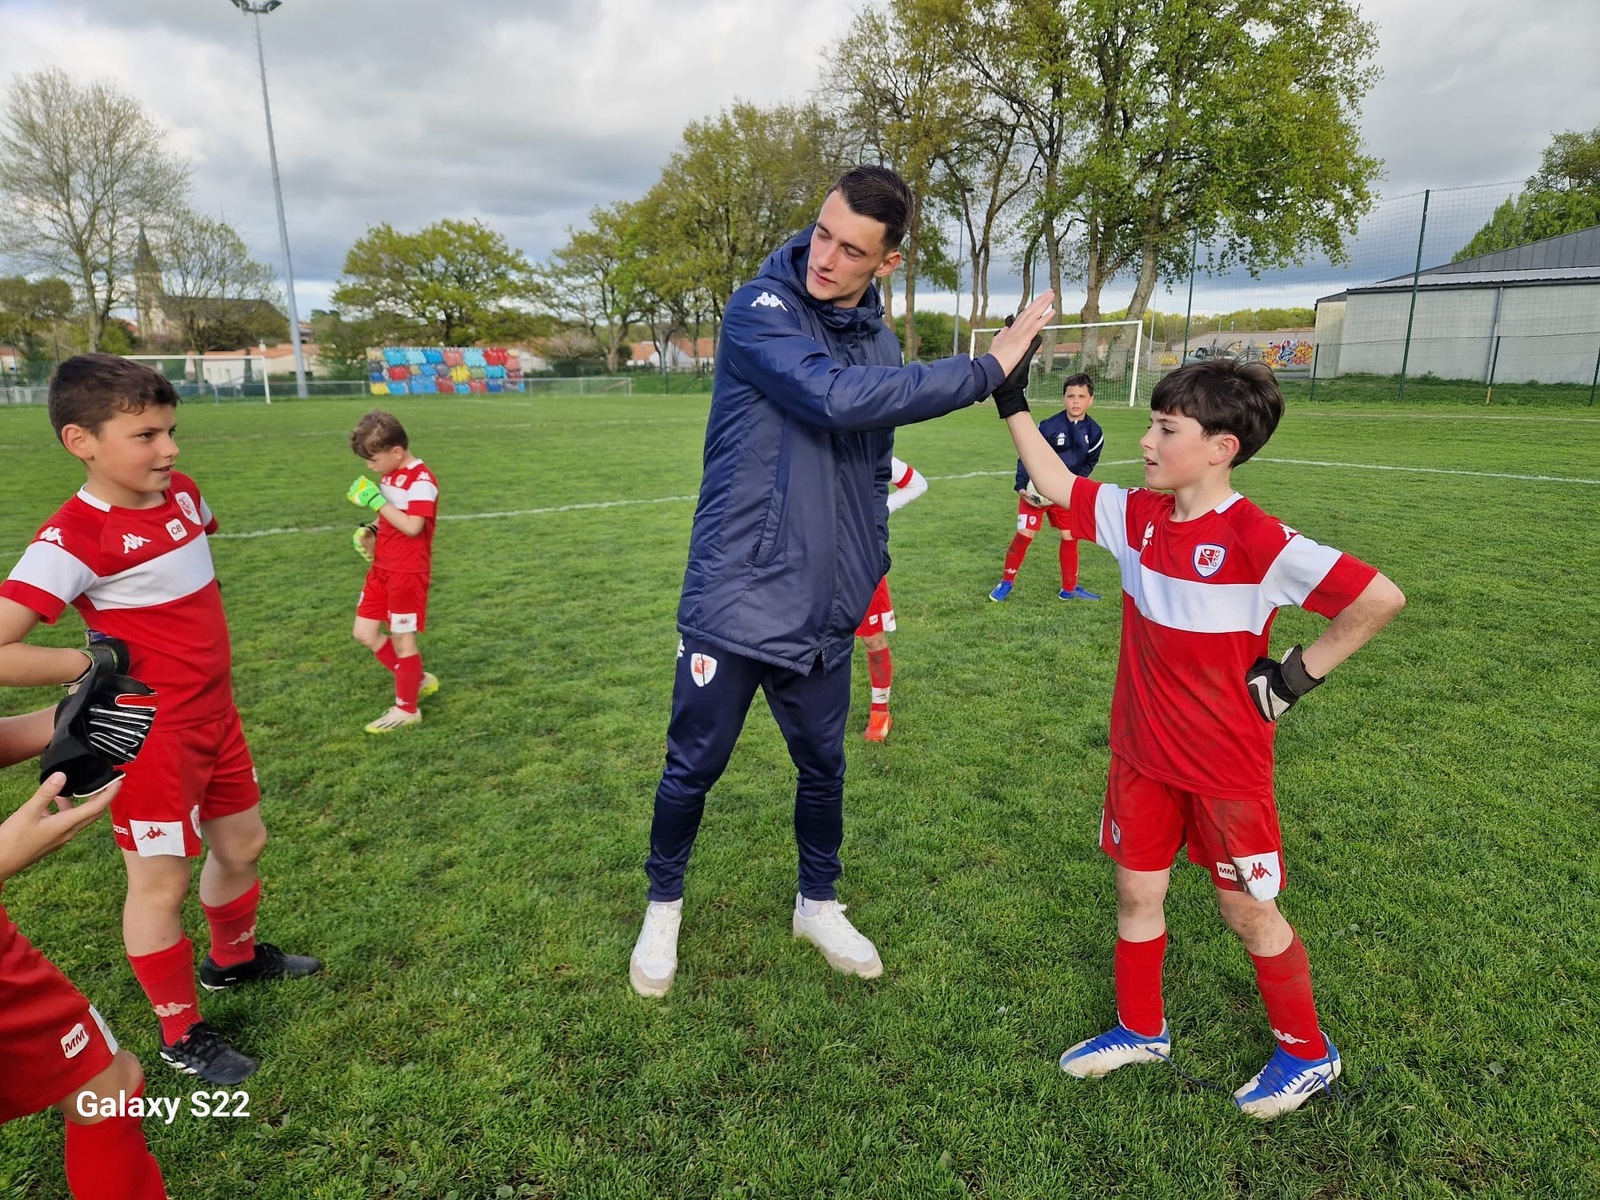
[40,672,159,798]
[991,314,1042,420]
[1245,645,1323,722]
[67,633,130,693]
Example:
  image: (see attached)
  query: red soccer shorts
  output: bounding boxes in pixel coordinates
[0,907,118,1123]
[111,709,261,859]
[855,577,896,638]
[1017,494,1072,534]
[1099,753,1288,900]
[357,566,430,634]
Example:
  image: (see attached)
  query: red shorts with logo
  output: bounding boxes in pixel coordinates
[855,577,895,638]
[111,709,260,859]
[357,566,430,634]
[0,907,118,1123]
[1018,494,1072,534]
[1099,753,1287,900]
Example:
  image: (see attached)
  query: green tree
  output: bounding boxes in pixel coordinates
[1456,126,1600,260]
[0,68,189,351]
[332,219,536,345]
[537,202,653,375]
[154,208,282,352]
[0,275,73,380]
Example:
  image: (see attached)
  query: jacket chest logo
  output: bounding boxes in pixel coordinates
[1055,433,1066,446]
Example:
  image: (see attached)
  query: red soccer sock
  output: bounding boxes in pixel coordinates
[127,937,200,1046]
[202,879,260,970]
[65,1083,169,1200]
[374,640,399,673]
[866,647,893,711]
[395,653,423,713]
[1059,538,1080,590]
[1251,932,1328,1059]
[1114,933,1168,1037]
[1002,532,1032,581]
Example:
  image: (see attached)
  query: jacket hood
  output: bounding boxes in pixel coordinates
[758,226,886,335]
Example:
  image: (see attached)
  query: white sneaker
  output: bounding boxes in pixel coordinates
[792,896,883,979]
[629,900,682,998]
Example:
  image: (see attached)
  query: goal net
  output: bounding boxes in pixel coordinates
[970,319,1147,407]
[120,354,273,403]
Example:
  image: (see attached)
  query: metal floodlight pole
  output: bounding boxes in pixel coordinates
[952,217,964,358]
[233,0,306,399]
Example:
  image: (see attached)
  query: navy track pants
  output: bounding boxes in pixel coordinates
[645,635,851,902]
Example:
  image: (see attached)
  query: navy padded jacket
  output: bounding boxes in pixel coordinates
[677,227,1002,673]
[1012,410,1104,491]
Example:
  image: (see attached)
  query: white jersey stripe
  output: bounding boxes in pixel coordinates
[9,532,217,611]
[8,540,97,609]
[1127,566,1277,635]
[1259,535,1344,610]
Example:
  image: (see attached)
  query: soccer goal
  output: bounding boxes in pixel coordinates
[970,319,1145,407]
[120,354,273,404]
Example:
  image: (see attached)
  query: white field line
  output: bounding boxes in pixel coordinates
[210,457,1597,541]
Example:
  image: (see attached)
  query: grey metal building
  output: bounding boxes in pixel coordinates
[1314,225,1600,385]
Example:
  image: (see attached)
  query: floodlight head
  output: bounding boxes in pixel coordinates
[229,0,283,12]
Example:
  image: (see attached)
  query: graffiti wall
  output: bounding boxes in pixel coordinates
[1261,339,1314,369]
[368,347,525,395]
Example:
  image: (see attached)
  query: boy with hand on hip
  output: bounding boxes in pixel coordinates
[989,373,1104,602]
[993,356,1405,1119]
[0,354,321,1087]
[347,410,440,734]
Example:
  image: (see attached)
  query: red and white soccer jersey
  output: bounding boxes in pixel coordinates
[1068,476,1378,799]
[1,472,233,728]
[0,905,119,1123]
[375,459,439,574]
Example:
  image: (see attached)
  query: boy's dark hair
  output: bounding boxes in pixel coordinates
[350,410,409,458]
[1150,360,1283,465]
[1063,373,1094,396]
[828,165,914,250]
[48,354,180,441]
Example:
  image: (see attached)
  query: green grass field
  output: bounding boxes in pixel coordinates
[1,393,1596,1199]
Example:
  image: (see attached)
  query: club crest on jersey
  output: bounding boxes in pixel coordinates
[165,518,187,542]
[751,291,787,311]
[689,653,718,687]
[1193,544,1226,577]
[175,492,200,524]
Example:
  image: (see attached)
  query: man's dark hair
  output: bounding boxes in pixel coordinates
[1063,373,1094,396]
[350,409,409,457]
[828,165,914,250]
[1149,360,1283,465]
[48,354,180,441]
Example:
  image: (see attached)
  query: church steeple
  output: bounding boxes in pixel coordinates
[134,225,159,340]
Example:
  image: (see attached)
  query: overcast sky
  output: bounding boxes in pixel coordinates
[1,0,1596,319]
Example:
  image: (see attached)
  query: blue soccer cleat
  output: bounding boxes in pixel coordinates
[1058,586,1101,601]
[989,580,1013,602]
[1232,1041,1341,1119]
[1059,1023,1171,1078]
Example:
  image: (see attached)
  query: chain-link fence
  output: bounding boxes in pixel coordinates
[1156,182,1600,405]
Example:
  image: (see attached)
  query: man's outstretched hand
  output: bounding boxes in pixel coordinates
[985,291,1056,377]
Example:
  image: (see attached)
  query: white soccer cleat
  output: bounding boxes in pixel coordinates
[629,899,682,998]
[792,896,883,979]
[1058,1023,1172,1078]
[364,705,421,734]
[1233,1042,1341,1120]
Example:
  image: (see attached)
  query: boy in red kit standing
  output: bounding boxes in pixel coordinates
[346,410,440,733]
[993,356,1405,1118]
[856,455,926,742]
[0,354,321,1087]
[0,707,167,1199]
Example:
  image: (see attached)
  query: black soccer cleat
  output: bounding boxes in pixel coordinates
[200,942,323,992]
[160,1021,258,1085]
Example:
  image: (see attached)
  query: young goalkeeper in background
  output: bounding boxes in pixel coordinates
[992,353,1405,1119]
[346,410,441,733]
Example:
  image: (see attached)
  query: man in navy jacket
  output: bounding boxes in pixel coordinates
[631,165,1055,997]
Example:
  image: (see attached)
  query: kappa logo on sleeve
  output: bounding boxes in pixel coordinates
[39,527,64,545]
[751,291,787,311]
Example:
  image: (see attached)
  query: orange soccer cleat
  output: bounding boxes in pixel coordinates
[863,710,892,742]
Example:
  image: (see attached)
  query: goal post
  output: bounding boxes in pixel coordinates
[118,354,273,404]
[970,319,1145,407]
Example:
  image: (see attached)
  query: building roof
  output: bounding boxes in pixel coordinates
[1320,224,1600,304]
